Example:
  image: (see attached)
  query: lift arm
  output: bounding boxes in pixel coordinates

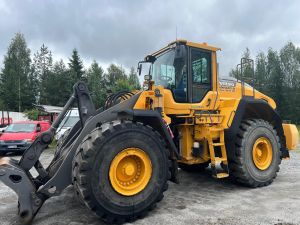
[0,82,95,224]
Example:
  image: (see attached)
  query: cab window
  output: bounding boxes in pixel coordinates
[191,49,212,103]
[152,48,187,102]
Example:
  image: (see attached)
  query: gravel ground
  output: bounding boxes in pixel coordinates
[0,149,299,225]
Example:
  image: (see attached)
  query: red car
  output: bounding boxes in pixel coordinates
[0,121,51,155]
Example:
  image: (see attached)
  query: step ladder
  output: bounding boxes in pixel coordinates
[207,127,229,178]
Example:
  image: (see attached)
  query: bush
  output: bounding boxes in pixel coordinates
[24,109,39,120]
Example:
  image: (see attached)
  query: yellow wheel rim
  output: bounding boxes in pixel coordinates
[252,137,273,170]
[109,148,152,196]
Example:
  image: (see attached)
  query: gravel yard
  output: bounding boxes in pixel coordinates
[0,149,299,225]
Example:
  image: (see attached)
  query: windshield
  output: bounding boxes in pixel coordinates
[59,116,79,128]
[5,123,35,133]
[151,47,187,102]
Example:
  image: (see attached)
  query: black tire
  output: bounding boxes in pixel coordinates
[72,120,171,223]
[228,119,281,187]
[178,162,209,172]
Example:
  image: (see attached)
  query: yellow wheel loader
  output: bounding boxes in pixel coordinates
[0,40,298,224]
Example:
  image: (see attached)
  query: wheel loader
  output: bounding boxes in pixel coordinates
[0,40,298,224]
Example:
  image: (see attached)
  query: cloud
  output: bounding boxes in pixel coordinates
[0,0,300,75]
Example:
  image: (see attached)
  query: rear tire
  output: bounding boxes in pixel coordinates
[72,120,171,223]
[228,119,281,187]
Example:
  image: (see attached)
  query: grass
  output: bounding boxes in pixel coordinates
[49,139,57,149]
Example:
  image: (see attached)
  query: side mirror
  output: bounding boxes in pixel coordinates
[137,63,142,76]
[36,126,41,132]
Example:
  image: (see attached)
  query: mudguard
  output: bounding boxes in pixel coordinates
[225,97,290,159]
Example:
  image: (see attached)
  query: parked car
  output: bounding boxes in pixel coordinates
[0,126,7,133]
[55,109,79,140]
[0,121,51,155]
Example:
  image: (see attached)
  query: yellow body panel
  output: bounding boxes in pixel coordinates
[283,124,299,150]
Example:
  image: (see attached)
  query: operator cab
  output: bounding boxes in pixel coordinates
[138,40,220,103]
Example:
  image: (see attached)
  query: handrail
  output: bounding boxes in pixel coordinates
[236,58,255,98]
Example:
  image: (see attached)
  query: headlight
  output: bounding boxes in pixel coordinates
[23,139,33,143]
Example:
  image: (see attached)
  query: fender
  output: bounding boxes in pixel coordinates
[123,109,179,159]
[225,97,289,159]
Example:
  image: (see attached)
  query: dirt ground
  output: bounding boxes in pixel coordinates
[0,149,300,225]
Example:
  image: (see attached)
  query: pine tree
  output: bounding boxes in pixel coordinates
[32,44,53,104]
[0,33,34,111]
[68,49,84,83]
[241,48,254,83]
[255,52,267,91]
[46,60,71,106]
[229,48,253,81]
[266,48,285,115]
[86,61,106,108]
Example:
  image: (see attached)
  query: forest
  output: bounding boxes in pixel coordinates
[229,42,300,124]
[0,33,140,113]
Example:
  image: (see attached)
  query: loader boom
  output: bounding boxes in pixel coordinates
[0,82,95,223]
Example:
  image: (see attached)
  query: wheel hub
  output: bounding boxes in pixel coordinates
[252,137,273,170]
[123,163,135,176]
[109,148,152,196]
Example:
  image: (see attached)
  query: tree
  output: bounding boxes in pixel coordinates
[255,52,267,91]
[280,42,300,88]
[106,64,126,89]
[68,49,84,83]
[32,44,53,104]
[112,79,134,93]
[229,42,300,123]
[128,67,141,90]
[229,68,239,79]
[279,42,300,123]
[46,60,71,106]
[241,48,254,83]
[229,48,253,82]
[86,61,106,108]
[266,48,285,114]
[0,33,34,111]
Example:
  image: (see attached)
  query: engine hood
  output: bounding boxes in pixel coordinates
[0,132,36,141]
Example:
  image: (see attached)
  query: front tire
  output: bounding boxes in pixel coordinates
[72,121,170,223]
[229,119,281,187]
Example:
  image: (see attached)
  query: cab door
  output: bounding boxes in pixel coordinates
[189,48,212,103]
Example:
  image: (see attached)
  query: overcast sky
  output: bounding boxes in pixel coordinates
[0,0,299,76]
